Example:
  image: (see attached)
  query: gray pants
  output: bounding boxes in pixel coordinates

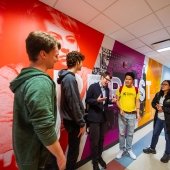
[118,113,136,151]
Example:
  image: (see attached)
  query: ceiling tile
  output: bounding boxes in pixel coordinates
[83,0,117,11]
[136,45,153,54]
[146,0,170,11]
[54,0,99,24]
[88,14,120,35]
[109,29,135,43]
[148,48,170,68]
[156,6,170,27]
[39,0,57,7]
[125,39,145,49]
[145,51,160,57]
[101,36,115,50]
[158,50,170,56]
[39,0,170,68]
[154,56,170,67]
[126,14,163,37]
[139,29,170,45]
[103,0,152,27]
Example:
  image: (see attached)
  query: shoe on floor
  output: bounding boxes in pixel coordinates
[143,147,156,154]
[98,157,107,169]
[116,150,124,159]
[128,150,136,160]
[160,153,170,163]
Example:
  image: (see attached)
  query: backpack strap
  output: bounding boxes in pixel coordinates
[119,86,123,94]
[135,87,138,95]
[119,86,138,95]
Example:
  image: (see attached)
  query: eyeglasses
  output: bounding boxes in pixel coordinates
[104,77,111,82]
[161,83,169,86]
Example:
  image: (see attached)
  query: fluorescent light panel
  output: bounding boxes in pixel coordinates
[157,47,170,52]
[151,39,170,53]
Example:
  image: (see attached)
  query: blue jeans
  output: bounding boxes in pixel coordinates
[150,118,170,154]
[118,113,136,151]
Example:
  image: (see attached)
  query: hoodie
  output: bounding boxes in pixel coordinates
[10,67,58,170]
[57,69,85,127]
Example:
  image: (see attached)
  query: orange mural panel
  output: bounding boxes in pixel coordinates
[139,58,162,126]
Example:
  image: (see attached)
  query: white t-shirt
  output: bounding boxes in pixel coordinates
[158,96,165,120]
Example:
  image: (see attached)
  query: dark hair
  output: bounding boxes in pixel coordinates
[66,51,85,68]
[101,71,112,79]
[26,31,60,62]
[159,80,170,96]
[125,72,135,80]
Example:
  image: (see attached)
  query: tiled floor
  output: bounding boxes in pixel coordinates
[79,122,170,170]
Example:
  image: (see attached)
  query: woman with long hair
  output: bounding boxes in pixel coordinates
[143,80,170,163]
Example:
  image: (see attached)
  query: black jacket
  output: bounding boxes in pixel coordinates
[57,70,85,127]
[152,92,170,134]
[85,82,110,123]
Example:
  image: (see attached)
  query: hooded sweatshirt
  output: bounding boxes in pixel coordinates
[57,69,85,127]
[10,67,58,170]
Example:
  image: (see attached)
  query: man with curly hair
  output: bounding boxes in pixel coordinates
[57,51,86,170]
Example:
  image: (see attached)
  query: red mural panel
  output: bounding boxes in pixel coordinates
[0,0,104,169]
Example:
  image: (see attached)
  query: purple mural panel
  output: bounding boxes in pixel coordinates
[82,41,145,162]
[108,41,145,81]
[81,105,119,160]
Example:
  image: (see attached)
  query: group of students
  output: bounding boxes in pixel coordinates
[10,30,170,170]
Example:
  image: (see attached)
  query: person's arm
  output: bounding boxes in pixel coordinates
[64,76,85,127]
[151,93,159,110]
[47,140,66,170]
[86,85,98,105]
[64,76,86,137]
[136,98,141,120]
[116,96,124,115]
[86,84,106,105]
[106,88,117,104]
[25,77,66,168]
[160,96,170,114]
[162,105,170,114]
[116,88,124,115]
[108,97,117,104]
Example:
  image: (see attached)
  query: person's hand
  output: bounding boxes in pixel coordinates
[156,104,163,112]
[136,113,141,121]
[120,109,124,116]
[78,126,86,138]
[112,97,117,103]
[57,154,66,170]
[97,94,107,103]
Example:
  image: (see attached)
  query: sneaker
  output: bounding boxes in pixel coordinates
[128,150,136,160]
[116,150,124,159]
[143,147,156,154]
[160,153,170,163]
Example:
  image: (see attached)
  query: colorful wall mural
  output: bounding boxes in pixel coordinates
[0,0,169,170]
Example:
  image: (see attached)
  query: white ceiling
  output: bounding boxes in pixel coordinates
[40,0,170,68]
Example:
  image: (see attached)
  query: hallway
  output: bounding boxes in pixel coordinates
[79,122,170,170]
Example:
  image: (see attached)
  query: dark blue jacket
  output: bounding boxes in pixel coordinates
[57,69,85,127]
[85,82,110,123]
